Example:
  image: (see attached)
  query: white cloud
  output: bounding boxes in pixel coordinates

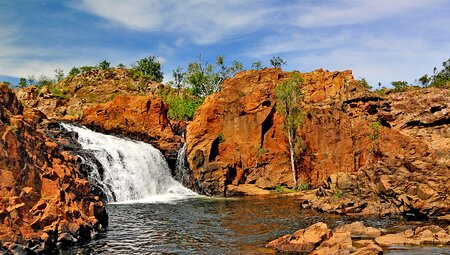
[291,0,442,28]
[78,0,273,44]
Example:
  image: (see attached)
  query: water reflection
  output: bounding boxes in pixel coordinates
[63,196,450,255]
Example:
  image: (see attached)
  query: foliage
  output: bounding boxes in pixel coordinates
[79,66,96,73]
[218,132,225,143]
[391,81,409,92]
[117,63,126,68]
[97,60,111,70]
[368,121,381,141]
[54,68,65,82]
[251,61,263,70]
[274,185,295,193]
[185,54,243,97]
[158,89,203,121]
[27,75,36,86]
[172,66,185,90]
[49,85,69,99]
[358,77,372,90]
[131,56,164,82]
[36,75,53,88]
[419,59,450,88]
[275,72,305,188]
[68,67,81,77]
[270,56,287,68]
[333,189,343,199]
[18,78,27,88]
[298,181,309,191]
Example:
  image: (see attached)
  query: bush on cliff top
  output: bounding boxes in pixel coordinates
[158,88,203,121]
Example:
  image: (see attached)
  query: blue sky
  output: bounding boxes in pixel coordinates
[1,0,449,87]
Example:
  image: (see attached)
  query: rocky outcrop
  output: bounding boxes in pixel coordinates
[0,83,107,253]
[268,221,450,254]
[185,68,449,218]
[375,225,450,246]
[185,68,367,196]
[16,68,162,121]
[80,95,182,167]
[267,221,384,254]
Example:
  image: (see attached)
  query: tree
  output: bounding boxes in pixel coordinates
[172,66,185,90]
[18,78,27,88]
[358,77,372,90]
[117,63,126,68]
[418,58,450,88]
[391,81,409,92]
[98,60,111,70]
[132,56,164,82]
[185,54,243,97]
[54,68,65,82]
[251,61,263,70]
[27,75,36,85]
[36,75,53,88]
[68,67,81,77]
[275,72,305,189]
[270,56,287,68]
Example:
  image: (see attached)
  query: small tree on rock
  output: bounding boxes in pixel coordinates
[185,54,243,97]
[18,78,27,88]
[275,72,305,188]
[251,61,263,70]
[270,56,287,68]
[132,56,164,82]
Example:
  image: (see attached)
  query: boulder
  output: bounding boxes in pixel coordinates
[375,225,450,247]
[267,222,331,253]
[268,221,384,255]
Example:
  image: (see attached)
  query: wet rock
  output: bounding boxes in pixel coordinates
[310,231,353,255]
[375,225,450,247]
[266,222,331,253]
[268,222,384,255]
[334,221,383,239]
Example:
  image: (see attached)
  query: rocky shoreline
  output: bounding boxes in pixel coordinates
[267,221,450,254]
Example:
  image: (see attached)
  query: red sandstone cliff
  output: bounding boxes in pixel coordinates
[0,83,107,253]
[185,68,449,217]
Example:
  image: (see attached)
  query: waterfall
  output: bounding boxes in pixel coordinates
[175,143,191,187]
[62,124,196,203]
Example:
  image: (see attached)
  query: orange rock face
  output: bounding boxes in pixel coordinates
[186,68,367,195]
[0,83,107,253]
[185,67,449,218]
[81,95,181,153]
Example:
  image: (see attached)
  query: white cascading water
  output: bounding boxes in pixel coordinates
[175,143,191,186]
[62,124,196,203]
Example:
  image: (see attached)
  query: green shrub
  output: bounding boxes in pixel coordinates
[49,85,69,99]
[218,133,225,143]
[159,90,203,121]
[368,121,381,140]
[298,181,309,191]
[391,81,409,92]
[358,78,372,89]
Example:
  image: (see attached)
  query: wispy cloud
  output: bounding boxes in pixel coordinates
[291,0,441,28]
[77,0,274,44]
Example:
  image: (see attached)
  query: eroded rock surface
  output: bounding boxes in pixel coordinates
[81,95,180,154]
[0,84,107,253]
[185,68,449,218]
[267,221,384,255]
